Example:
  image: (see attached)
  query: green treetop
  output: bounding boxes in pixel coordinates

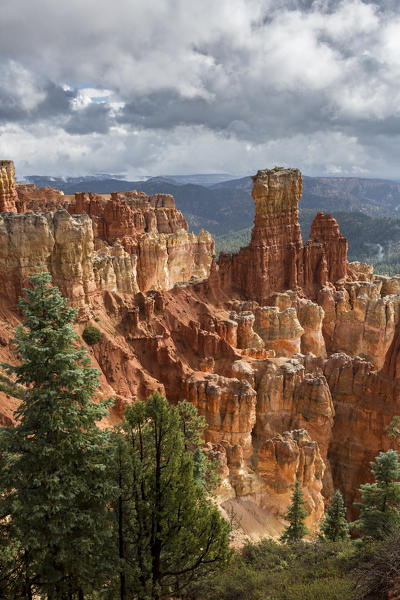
[280,480,309,543]
[0,271,115,599]
[280,480,310,542]
[353,449,400,540]
[320,490,350,542]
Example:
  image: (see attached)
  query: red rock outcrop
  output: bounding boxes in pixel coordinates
[218,168,304,302]
[303,212,348,295]
[0,209,96,311]
[217,167,349,303]
[12,183,215,293]
[16,183,66,213]
[3,160,400,540]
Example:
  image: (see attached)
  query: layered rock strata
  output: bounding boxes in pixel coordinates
[10,178,215,294]
[0,161,19,212]
[217,167,349,302]
[2,160,400,538]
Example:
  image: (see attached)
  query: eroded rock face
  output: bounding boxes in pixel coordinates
[183,373,257,458]
[3,161,400,540]
[221,429,325,539]
[257,429,325,528]
[9,180,215,294]
[254,306,304,357]
[0,210,96,308]
[303,212,348,294]
[67,190,214,290]
[218,168,304,302]
[16,183,66,213]
[319,280,400,369]
[0,161,19,212]
[217,168,349,303]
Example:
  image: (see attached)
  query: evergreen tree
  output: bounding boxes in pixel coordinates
[177,400,219,491]
[0,271,115,599]
[280,480,309,543]
[320,490,350,541]
[353,449,400,540]
[114,392,231,600]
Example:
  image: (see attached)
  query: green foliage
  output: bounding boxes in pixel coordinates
[177,399,219,491]
[82,324,102,345]
[353,449,400,540]
[0,271,115,598]
[320,490,350,542]
[387,415,400,442]
[0,370,26,399]
[113,392,231,600]
[352,528,400,600]
[190,538,357,600]
[280,480,310,543]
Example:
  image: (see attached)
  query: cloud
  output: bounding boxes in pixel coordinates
[1,0,400,178]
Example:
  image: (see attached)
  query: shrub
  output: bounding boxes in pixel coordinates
[82,325,102,346]
[190,538,357,600]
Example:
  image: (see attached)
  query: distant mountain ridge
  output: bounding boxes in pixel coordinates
[20,173,400,235]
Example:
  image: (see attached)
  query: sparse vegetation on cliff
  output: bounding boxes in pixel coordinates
[82,325,102,345]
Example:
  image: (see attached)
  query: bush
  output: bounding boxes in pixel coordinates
[189,538,357,600]
[82,325,102,346]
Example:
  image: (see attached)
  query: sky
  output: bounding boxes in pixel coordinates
[1,0,400,179]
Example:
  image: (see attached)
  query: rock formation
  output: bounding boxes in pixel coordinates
[1,159,400,538]
[0,161,19,212]
[217,167,349,303]
[13,184,214,293]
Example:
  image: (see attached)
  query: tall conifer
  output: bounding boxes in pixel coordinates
[280,480,309,543]
[114,392,231,600]
[0,271,115,599]
[320,490,350,541]
[353,449,400,540]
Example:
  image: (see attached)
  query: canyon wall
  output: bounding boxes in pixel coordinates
[1,161,399,538]
[11,174,214,294]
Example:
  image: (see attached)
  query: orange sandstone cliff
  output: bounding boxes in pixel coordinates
[0,162,398,539]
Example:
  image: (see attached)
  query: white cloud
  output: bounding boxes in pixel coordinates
[1,0,400,178]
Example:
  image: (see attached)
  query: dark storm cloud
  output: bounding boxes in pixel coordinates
[64,103,112,135]
[1,0,400,178]
[0,76,76,124]
[118,87,334,142]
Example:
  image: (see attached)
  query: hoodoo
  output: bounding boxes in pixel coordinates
[0,160,19,213]
[217,167,349,302]
[0,161,399,536]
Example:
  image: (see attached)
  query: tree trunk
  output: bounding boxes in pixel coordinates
[118,449,126,600]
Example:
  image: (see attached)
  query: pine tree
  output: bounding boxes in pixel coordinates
[177,399,219,491]
[353,449,400,540]
[0,271,116,599]
[280,480,309,543]
[320,490,350,541]
[114,392,231,600]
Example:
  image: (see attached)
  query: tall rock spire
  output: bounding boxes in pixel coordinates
[0,160,18,212]
[217,166,348,302]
